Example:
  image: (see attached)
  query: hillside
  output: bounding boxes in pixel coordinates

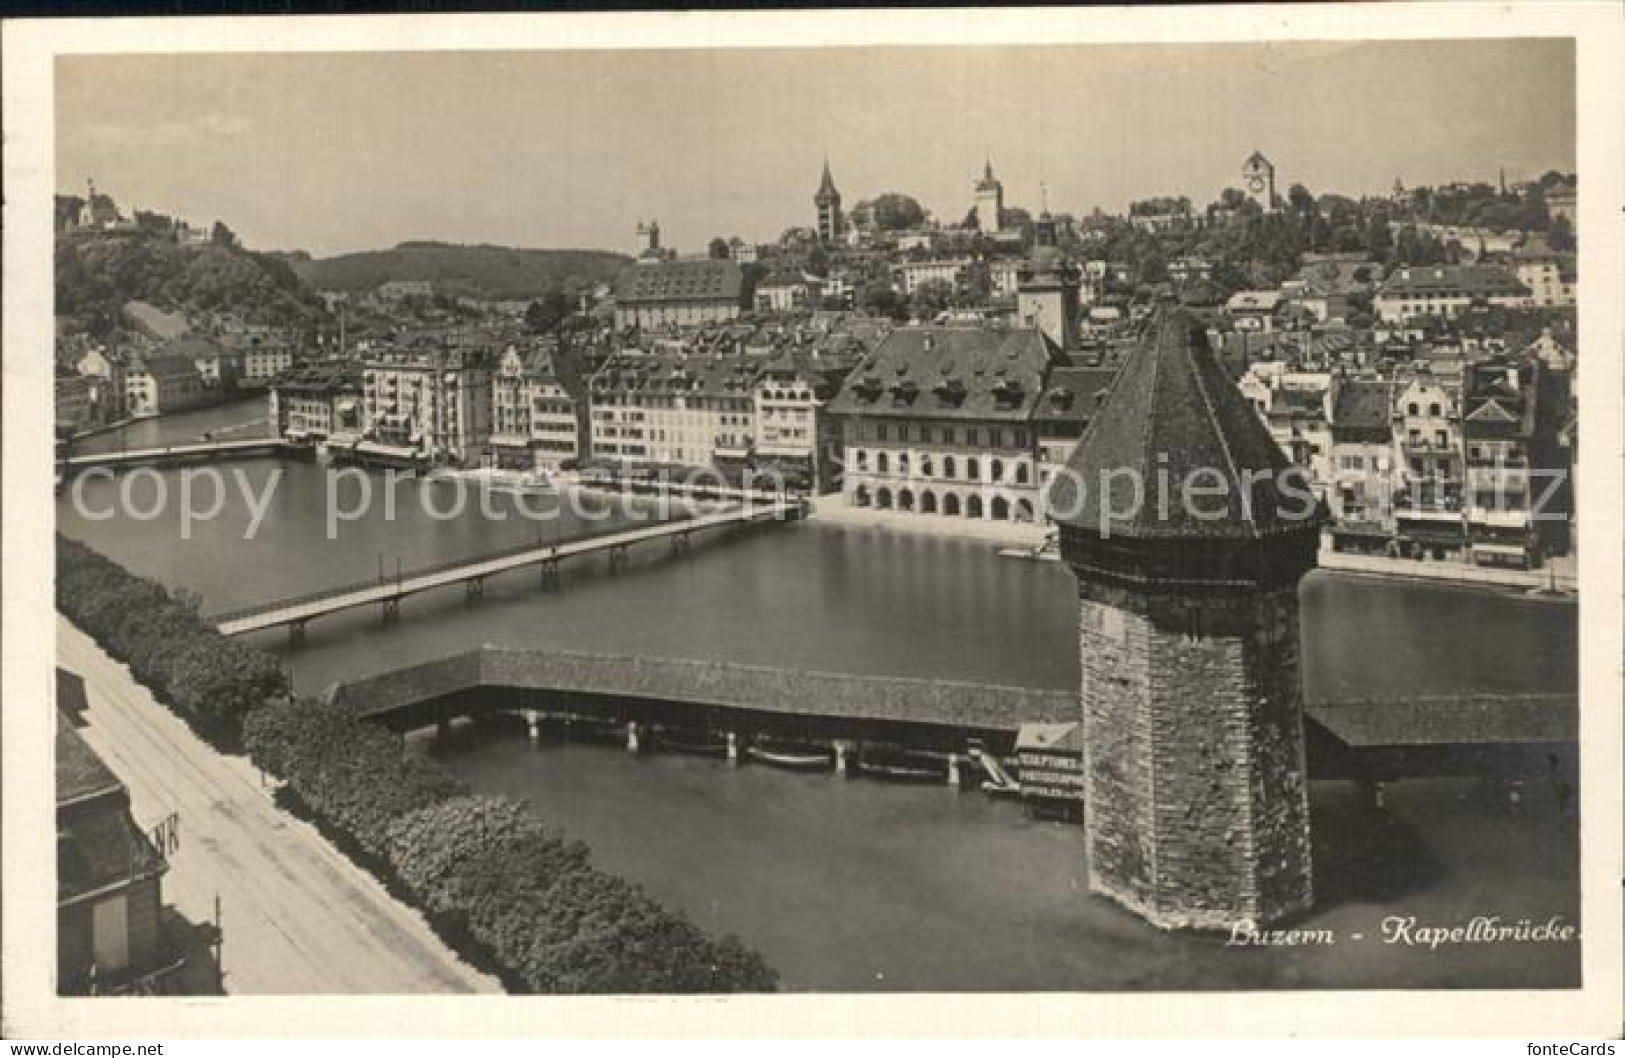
[293,241,631,300]
[56,229,332,334]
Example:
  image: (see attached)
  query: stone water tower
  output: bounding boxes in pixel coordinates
[1045,306,1321,930]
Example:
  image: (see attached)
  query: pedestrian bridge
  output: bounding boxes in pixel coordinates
[210,499,806,638]
[325,643,1577,777]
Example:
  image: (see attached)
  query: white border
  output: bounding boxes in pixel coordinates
[5,3,1621,1038]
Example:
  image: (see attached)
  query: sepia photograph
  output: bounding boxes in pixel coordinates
[4,3,1622,1041]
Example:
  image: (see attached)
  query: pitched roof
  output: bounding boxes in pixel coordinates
[826,326,1061,423]
[1047,306,1307,540]
[56,709,120,806]
[816,160,840,200]
[1377,264,1529,298]
[1032,366,1119,425]
[614,259,744,305]
[1330,379,1392,433]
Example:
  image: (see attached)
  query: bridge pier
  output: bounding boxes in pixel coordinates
[287,620,307,645]
[625,721,641,754]
[466,577,485,599]
[380,597,400,625]
[525,708,542,746]
[726,731,739,765]
[669,531,691,556]
[946,752,961,788]
[608,545,630,572]
[539,559,560,588]
[833,740,850,777]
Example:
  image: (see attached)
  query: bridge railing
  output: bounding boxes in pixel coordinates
[206,505,790,626]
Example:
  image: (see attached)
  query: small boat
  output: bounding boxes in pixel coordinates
[746,737,832,770]
[556,717,626,744]
[657,730,730,757]
[856,746,951,783]
[997,529,1061,563]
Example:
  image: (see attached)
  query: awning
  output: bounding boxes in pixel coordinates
[1472,542,1530,558]
[1398,522,1467,545]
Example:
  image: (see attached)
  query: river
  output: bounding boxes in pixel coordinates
[55,413,1580,990]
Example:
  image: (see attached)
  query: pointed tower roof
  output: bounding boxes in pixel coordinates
[1047,305,1315,542]
[816,158,840,201]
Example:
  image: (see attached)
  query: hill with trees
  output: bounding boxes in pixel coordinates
[56,223,332,336]
[293,242,631,301]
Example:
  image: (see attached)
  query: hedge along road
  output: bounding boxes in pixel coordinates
[57,617,500,995]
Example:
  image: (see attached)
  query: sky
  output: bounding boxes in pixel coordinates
[55,39,1575,259]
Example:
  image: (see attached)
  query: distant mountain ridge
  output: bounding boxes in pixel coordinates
[292,241,632,300]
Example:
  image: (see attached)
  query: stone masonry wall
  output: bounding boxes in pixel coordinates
[1078,578,1313,930]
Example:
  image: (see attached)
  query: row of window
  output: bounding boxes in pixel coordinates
[853,421,1031,448]
[852,449,1032,485]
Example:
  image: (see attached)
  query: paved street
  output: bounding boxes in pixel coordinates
[57,618,501,995]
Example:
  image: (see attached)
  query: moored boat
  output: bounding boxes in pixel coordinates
[657,729,730,757]
[856,746,951,783]
[745,737,832,770]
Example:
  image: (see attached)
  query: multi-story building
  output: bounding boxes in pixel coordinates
[1326,378,1396,551]
[612,259,747,330]
[167,335,241,393]
[238,334,295,387]
[973,159,1004,233]
[489,344,581,471]
[1374,264,1530,322]
[588,350,757,469]
[893,258,971,296]
[1391,374,1466,559]
[1461,358,1557,569]
[267,359,362,445]
[828,326,1064,522]
[1507,245,1577,308]
[360,344,493,465]
[750,351,839,489]
[124,355,209,417]
[56,694,182,995]
[1033,365,1117,493]
[1015,249,1081,354]
[754,271,822,314]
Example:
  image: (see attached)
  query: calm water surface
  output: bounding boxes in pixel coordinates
[56,437,1581,990]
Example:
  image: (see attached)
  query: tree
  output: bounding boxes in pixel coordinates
[961,206,980,231]
[858,280,908,321]
[805,245,830,278]
[707,237,730,260]
[1548,215,1576,253]
[210,221,239,249]
[867,193,926,232]
[910,278,955,321]
[525,292,575,334]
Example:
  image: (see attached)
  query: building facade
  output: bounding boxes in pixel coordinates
[613,259,747,330]
[124,355,209,417]
[974,160,1005,233]
[360,344,493,465]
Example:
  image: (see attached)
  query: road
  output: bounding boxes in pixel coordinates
[57,618,501,995]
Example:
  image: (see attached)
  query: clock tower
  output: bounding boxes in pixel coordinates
[1242,151,1277,212]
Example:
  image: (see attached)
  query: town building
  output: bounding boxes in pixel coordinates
[1392,374,1466,559]
[754,270,823,314]
[124,355,209,417]
[612,259,747,330]
[165,334,240,393]
[1047,306,1319,930]
[488,344,582,471]
[1506,244,1577,308]
[1326,378,1396,551]
[268,359,362,446]
[751,350,837,489]
[1374,264,1530,322]
[1033,364,1117,493]
[1226,290,1283,332]
[237,334,296,387]
[359,344,493,466]
[828,326,1063,522]
[815,160,843,244]
[588,349,757,469]
[57,696,182,995]
[75,346,128,419]
[1460,357,1560,569]
[893,257,971,297]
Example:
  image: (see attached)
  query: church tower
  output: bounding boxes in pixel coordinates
[1242,151,1277,212]
[974,159,1004,233]
[1046,307,1320,930]
[815,159,843,244]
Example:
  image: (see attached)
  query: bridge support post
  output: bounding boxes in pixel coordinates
[833,740,849,777]
[670,531,691,556]
[380,598,400,625]
[609,545,629,572]
[726,731,739,765]
[525,709,541,746]
[288,620,307,645]
[540,560,560,588]
[466,577,484,599]
[626,721,641,754]
[1358,777,1387,812]
[946,752,961,788]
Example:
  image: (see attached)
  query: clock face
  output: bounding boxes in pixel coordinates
[1247,176,1266,194]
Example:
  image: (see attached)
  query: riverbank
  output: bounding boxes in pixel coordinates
[57,617,501,994]
[809,491,1049,548]
[1318,548,1578,596]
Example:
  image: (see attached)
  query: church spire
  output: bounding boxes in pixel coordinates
[816,157,839,200]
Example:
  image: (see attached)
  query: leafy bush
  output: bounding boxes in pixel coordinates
[59,536,780,994]
[56,536,287,737]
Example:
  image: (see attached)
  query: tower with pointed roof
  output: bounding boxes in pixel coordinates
[1046,306,1321,930]
[974,158,1005,233]
[815,159,843,244]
